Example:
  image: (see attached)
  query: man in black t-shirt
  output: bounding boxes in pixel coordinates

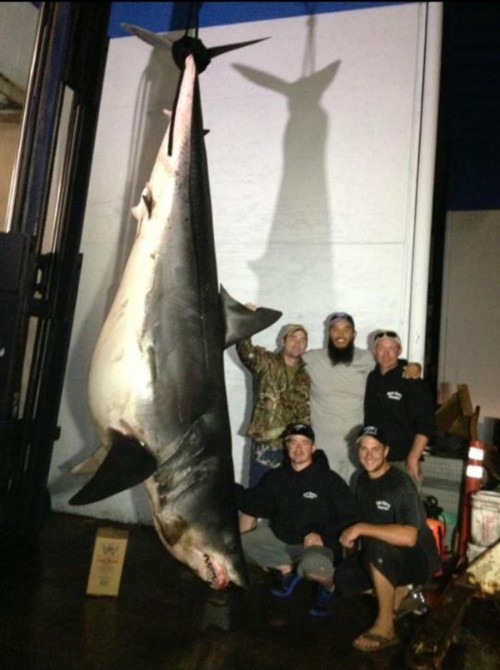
[339,426,439,653]
[364,330,435,486]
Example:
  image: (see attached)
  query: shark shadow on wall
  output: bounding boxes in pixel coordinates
[233,41,340,313]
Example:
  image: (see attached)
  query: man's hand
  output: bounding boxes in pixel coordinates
[303,532,323,548]
[244,302,257,311]
[340,524,361,550]
[405,456,421,482]
[239,512,257,533]
[403,362,422,379]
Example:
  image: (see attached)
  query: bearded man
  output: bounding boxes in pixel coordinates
[303,313,372,483]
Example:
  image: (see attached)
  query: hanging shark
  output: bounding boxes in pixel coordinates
[69,26,280,589]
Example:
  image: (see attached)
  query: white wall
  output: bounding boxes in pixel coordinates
[0,2,38,87]
[438,210,500,443]
[49,3,442,523]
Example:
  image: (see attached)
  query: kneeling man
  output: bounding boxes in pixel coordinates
[339,426,439,652]
[237,423,360,617]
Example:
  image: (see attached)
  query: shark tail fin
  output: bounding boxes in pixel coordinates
[69,430,157,506]
[220,286,282,349]
[121,23,268,73]
[121,23,174,51]
[205,37,269,61]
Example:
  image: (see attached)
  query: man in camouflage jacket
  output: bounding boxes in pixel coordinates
[237,323,310,486]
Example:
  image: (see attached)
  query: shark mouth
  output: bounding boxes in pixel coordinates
[203,552,228,590]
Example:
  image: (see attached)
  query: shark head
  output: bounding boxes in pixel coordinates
[151,506,248,589]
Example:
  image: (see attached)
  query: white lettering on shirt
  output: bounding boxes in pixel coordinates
[303,491,318,500]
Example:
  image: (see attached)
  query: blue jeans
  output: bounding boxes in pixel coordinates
[248,442,284,487]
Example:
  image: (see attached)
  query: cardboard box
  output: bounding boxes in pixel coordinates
[86,527,129,597]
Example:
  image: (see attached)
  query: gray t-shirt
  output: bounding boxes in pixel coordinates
[303,347,373,481]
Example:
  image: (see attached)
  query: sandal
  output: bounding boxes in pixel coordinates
[353,631,400,653]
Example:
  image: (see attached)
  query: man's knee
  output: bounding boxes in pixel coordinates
[364,538,397,566]
[364,540,413,587]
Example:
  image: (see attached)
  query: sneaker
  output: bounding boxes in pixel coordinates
[270,571,302,598]
[394,586,428,620]
[308,585,335,617]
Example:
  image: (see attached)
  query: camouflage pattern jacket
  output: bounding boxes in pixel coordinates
[237,338,310,448]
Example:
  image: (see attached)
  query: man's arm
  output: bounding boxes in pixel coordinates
[236,315,271,371]
[322,473,362,549]
[406,433,429,479]
[236,337,261,368]
[339,522,417,550]
[364,370,375,424]
[406,378,436,476]
[235,476,276,522]
[235,302,268,370]
[239,512,257,533]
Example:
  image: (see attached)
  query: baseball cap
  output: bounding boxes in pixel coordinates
[283,324,308,340]
[372,330,402,349]
[357,425,387,446]
[282,423,315,442]
[329,312,355,329]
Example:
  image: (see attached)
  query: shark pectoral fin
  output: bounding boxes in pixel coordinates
[132,184,153,222]
[69,430,157,505]
[219,286,282,348]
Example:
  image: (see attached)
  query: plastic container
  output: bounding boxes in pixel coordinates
[467,542,487,563]
[470,490,500,547]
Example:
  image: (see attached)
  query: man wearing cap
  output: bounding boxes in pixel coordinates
[338,426,440,652]
[237,423,360,618]
[364,330,435,484]
[303,313,421,485]
[237,320,310,486]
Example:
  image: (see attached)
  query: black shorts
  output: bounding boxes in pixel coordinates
[335,540,431,597]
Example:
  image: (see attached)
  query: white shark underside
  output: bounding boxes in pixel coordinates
[71,50,281,589]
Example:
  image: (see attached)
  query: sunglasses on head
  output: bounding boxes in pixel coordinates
[374,330,398,341]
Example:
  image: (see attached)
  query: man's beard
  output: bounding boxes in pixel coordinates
[327,339,355,365]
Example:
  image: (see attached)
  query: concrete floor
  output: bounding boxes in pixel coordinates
[1,512,499,670]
